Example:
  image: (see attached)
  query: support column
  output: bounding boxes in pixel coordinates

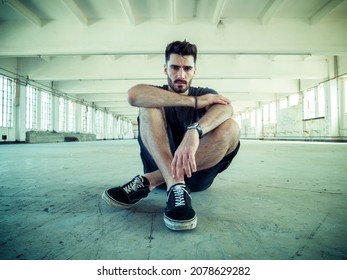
[15,82,27,141]
[327,56,340,137]
[256,103,263,139]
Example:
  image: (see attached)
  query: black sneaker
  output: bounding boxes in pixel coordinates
[102,175,150,208]
[164,183,197,231]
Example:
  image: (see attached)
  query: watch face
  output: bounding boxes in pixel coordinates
[187,123,202,138]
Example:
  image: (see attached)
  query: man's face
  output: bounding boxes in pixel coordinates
[164,53,196,94]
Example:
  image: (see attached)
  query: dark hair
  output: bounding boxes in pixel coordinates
[165,40,197,64]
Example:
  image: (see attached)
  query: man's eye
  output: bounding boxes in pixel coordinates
[170,66,179,70]
[184,66,193,71]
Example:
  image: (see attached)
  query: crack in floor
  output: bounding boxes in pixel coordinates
[291,212,330,259]
[146,213,156,260]
[259,185,343,195]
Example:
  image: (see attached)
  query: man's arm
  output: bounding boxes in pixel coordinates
[171,103,234,180]
[127,84,230,108]
[128,84,195,108]
[199,103,234,137]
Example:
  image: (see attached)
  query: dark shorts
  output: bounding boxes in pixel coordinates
[138,126,240,192]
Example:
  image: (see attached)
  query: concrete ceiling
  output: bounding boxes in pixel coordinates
[1,0,347,123]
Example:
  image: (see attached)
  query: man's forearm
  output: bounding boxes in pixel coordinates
[199,104,234,137]
[128,84,195,108]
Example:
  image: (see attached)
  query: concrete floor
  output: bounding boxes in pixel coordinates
[0,139,346,260]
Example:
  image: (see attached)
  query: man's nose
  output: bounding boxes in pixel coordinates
[177,67,185,79]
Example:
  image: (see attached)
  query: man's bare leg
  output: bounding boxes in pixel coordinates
[195,118,240,171]
[139,107,183,190]
[103,108,239,229]
[140,109,240,189]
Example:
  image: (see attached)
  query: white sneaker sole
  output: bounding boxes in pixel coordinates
[102,190,137,209]
[163,214,197,231]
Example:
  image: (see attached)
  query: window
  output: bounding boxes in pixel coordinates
[81,105,86,132]
[59,97,66,131]
[317,84,325,117]
[95,110,104,135]
[262,103,276,125]
[26,86,38,129]
[257,108,262,125]
[263,104,269,125]
[67,100,76,132]
[116,117,121,136]
[269,101,277,124]
[87,106,92,133]
[95,110,100,133]
[107,113,114,135]
[41,91,51,130]
[288,93,299,107]
[303,89,315,119]
[81,105,92,133]
[304,89,315,119]
[279,98,288,109]
[303,85,326,120]
[250,110,256,128]
[0,75,14,128]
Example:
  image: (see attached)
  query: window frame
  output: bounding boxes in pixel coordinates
[26,85,38,130]
[0,75,14,128]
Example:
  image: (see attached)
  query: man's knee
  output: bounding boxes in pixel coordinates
[211,118,240,141]
[139,107,166,126]
[228,118,241,139]
[209,118,240,155]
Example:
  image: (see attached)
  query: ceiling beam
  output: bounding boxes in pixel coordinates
[61,0,89,26]
[212,0,227,25]
[170,0,177,24]
[310,0,345,25]
[260,0,287,25]
[5,0,43,27]
[119,0,136,25]
[1,18,346,56]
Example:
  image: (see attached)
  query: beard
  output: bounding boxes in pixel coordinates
[167,77,192,94]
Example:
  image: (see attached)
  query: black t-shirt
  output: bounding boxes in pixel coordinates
[159,85,218,147]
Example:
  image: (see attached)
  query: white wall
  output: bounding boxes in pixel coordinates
[3,54,346,142]
[338,57,347,137]
[238,56,347,141]
[1,58,134,142]
[0,58,19,141]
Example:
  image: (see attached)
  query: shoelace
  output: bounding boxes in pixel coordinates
[172,185,187,207]
[123,176,143,194]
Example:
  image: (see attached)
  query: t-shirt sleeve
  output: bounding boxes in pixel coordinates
[153,85,169,91]
[197,87,218,96]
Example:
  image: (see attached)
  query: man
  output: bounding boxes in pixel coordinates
[102,40,240,231]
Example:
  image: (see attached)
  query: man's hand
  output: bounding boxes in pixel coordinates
[196,94,230,109]
[171,129,200,180]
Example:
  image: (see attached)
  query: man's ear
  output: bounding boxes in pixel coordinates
[164,64,168,75]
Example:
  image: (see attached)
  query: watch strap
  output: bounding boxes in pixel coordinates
[187,122,203,138]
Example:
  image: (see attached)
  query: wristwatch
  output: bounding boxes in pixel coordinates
[187,122,203,138]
